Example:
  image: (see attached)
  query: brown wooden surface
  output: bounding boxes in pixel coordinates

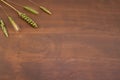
[0,0,120,80]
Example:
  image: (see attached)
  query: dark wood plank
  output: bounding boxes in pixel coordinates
[0,0,120,80]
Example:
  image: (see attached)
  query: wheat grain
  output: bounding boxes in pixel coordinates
[8,16,20,31]
[23,6,39,14]
[40,6,52,15]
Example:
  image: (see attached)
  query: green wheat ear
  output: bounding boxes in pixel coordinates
[18,12,38,28]
[0,19,9,37]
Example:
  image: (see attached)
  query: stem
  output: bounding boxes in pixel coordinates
[1,0,21,14]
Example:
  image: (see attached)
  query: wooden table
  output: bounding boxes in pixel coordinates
[0,0,120,80]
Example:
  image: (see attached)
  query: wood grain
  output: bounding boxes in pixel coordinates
[0,0,120,80]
